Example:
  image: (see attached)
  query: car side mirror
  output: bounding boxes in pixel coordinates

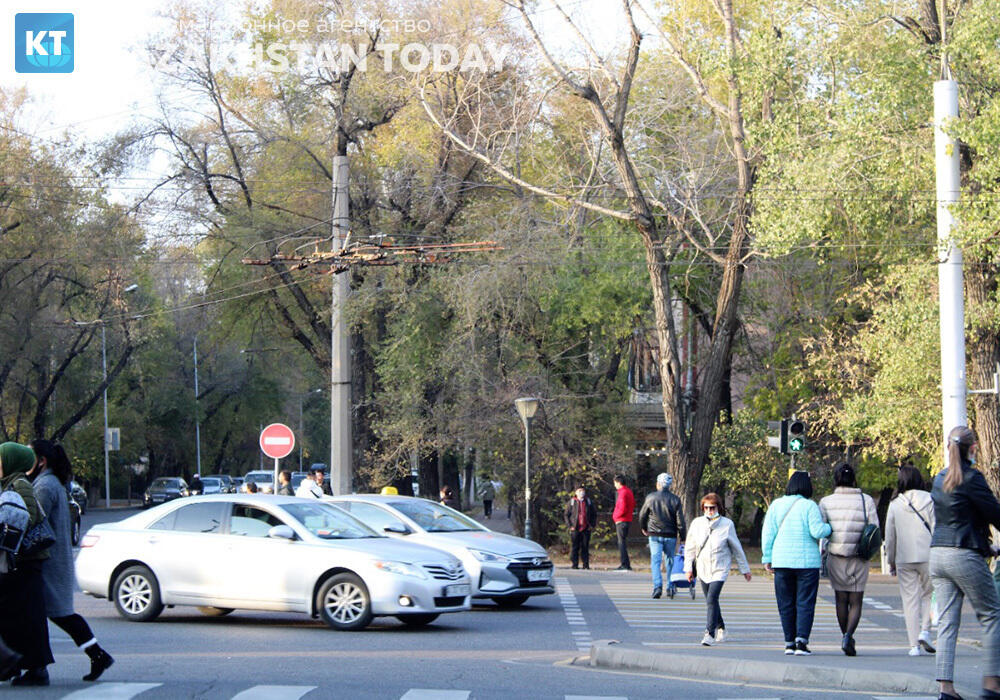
[267,525,296,540]
[384,525,411,535]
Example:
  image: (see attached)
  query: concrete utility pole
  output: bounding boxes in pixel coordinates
[193,336,202,476]
[935,73,967,456]
[330,155,352,495]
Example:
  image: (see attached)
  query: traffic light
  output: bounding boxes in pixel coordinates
[787,419,806,453]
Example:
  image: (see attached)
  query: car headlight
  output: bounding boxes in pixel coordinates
[469,549,512,564]
[373,561,428,579]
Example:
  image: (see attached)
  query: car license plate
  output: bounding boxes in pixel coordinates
[527,569,550,582]
[153,496,164,502]
[444,584,470,596]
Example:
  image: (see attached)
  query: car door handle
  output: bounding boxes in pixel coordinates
[146,537,159,545]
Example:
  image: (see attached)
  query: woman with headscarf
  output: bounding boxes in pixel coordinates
[30,440,114,682]
[0,441,54,686]
[930,426,1000,700]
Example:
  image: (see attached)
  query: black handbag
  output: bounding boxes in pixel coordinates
[857,493,882,560]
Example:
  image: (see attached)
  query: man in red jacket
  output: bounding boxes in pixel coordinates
[613,474,635,571]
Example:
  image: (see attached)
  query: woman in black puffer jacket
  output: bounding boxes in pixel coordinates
[930,426,1000,700]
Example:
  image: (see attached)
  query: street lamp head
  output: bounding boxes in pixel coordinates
[515,397,539,424]
[123,284,139,293]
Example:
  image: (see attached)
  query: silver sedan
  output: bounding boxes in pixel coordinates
[328,495,554,607]
[76,495,471,630]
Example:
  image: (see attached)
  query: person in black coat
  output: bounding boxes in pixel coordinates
[929,426,1000,700]
[564,487,597,570]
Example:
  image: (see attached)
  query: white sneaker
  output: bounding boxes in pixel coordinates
[701,633,714,646]
[918,631,936,653]
[714,628,727,643]
[908,646,924,656]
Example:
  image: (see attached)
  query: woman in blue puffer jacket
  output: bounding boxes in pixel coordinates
[762,471,832,656]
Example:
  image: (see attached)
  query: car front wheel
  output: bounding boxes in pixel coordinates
[113,565,164,622]
[317,573,373,630]
[71,519,81,547]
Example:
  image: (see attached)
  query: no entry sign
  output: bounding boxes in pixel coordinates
[259,423,295,460]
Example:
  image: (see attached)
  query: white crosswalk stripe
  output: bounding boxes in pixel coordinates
[602,580,889,638]
[399,691,470,700]
[230,685,317,700]
[556,577,593,651]
[60,683,161,699]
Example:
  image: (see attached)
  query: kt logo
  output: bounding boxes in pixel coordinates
[15,13,74,73]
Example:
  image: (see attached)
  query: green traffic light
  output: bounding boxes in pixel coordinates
[789,437,804,452]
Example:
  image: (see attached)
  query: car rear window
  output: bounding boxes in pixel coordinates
[164,502,226,534]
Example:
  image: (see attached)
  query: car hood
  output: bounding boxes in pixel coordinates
[309,536,464,567]
[415,531,546,558]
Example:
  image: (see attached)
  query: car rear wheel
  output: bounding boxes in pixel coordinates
[197,606,234,617]
[491,594,529,608]
[71,518,81,547]
[317,573,373,630]
[395,613,439,627]
[113,565,164,622]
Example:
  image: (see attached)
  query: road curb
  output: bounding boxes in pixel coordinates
[588,640,939,695]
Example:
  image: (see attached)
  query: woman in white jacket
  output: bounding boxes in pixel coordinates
[885,465,936,656]
[684,493,752,646]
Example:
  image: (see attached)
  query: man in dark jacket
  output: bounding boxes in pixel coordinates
[564,486,597,570]
[639,473,686,598]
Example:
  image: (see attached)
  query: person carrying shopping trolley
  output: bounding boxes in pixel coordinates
[639,473,686,599]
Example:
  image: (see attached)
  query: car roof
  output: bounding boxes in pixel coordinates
[329,494,434,505]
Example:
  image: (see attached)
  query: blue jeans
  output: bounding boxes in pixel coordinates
[649,536,677,591]
[773,567,820,644]
[930,546,1000,681]
[701,580,726,635]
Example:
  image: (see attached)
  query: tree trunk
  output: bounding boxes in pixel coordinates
[967,264,1000,494]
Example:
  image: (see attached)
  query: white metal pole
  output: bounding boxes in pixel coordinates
[273,457,279,495]
[193,336,202,476]
[298,396,303,472]
[331,154,352,496]
[523,418,532,541]
[935,79,967,459]
[101,324,110,509]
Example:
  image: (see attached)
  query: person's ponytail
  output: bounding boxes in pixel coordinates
[943,425,976,492]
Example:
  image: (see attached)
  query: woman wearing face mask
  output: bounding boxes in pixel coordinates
[684,493,752,646]
[930,426,1000,700]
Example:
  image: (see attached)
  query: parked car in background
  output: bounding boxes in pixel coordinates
[329,495,554,608]
[143,478,189,508]
[199,477,225,495]
[75,494,471,630]
[231,477,244,492]
[205,474,235,493]
[290,472,309,490]
[242,470,275,494]
[70,480,88,514]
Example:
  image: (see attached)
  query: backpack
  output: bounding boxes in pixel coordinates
[0,488,30,573]
[857,493,882,560]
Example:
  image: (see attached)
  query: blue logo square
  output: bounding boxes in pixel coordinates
[15,13,74,73]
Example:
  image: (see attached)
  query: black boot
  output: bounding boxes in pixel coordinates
[11,667,48,686]
[83,645,114,682]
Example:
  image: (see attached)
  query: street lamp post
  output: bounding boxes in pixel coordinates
[514,397,539,541]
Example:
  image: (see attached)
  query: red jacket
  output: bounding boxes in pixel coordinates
[613,485,635,522]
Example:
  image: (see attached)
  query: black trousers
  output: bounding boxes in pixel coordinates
[0,560,53,670]
[51,614,95,647]
[570,530,591,567]
[700,580,726,635]
[615,521,631,568]
[483,499,493,518]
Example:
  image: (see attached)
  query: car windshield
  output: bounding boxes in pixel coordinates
[244,473,273,484]
[151,478,182,489]
[282,502,381,539]
[390,500,487,533]
[201,478,221,487]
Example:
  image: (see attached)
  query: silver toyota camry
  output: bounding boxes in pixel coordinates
[76,494,471,630]
[328,495,554,607]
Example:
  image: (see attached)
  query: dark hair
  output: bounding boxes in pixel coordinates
[833,463,856,488]
[279,469,291,481]
[896,465,924,493]
[441,486,453,498]
[701,492,722,513]
[245,481,258,493]
[944,425,976,492]
[785,471,813,499]
[30,438,72,485]
[311,468,324,477]
[613,474,626,486]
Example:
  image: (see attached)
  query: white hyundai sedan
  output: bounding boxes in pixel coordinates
[76,495,471,630]
[328,495,554,607]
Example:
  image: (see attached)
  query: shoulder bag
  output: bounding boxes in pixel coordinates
[857,493,882,560]
[905,495,932,534]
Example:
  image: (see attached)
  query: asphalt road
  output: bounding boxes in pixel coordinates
[18,506,930,700]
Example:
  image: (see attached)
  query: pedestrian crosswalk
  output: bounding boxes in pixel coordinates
[601,580,889,641]
[18,686,943,700]
[555,577,593,652]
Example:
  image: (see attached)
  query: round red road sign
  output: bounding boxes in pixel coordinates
[259,423,295,459]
